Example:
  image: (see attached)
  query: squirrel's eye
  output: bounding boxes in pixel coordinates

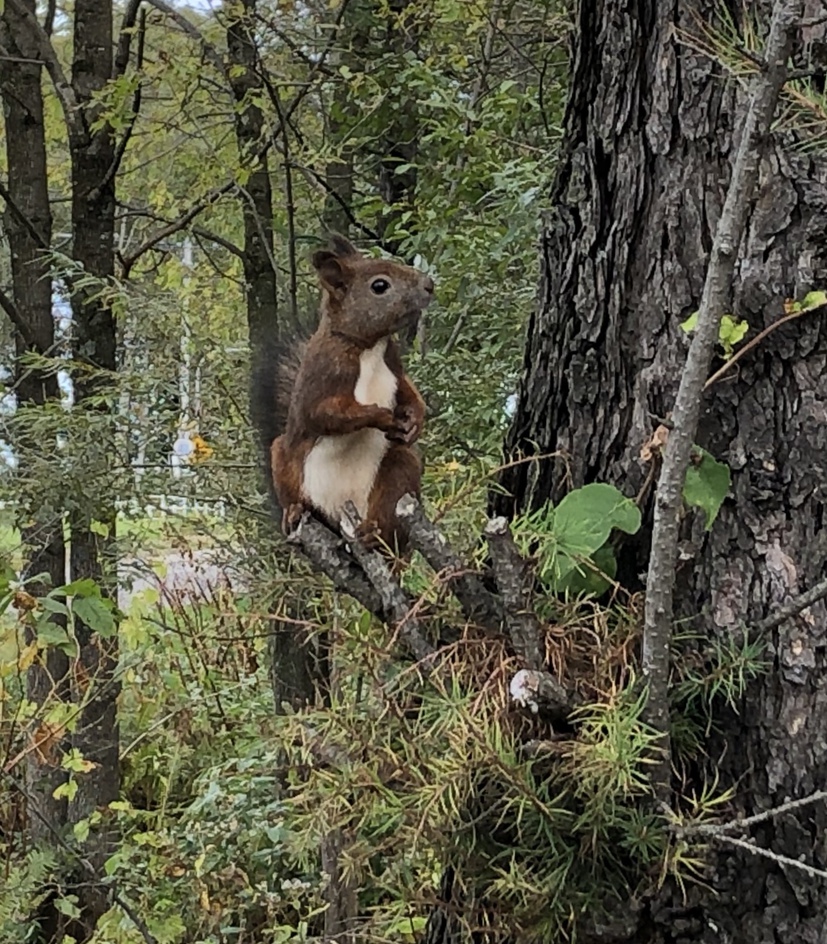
[370,278,391,295]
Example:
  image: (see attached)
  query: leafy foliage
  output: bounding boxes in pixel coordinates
[512,483,641,596]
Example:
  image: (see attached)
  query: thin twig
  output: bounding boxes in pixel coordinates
[703,304,822,390]
[642,0,804,800]
[755,575,827,633]
[713,832,827,881]
[692,789,827,835]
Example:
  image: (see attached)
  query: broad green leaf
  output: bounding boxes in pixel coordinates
[683,447,731,530]
[555,545,618,597]
[36,619,75,654]
[40,597,69,616]
[62,577,100,597]
[719,315,749,357]
[553,483,641,558]
[72,596,116,637]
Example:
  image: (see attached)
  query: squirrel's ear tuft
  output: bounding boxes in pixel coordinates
[312,250,349,294]
[327,233,360,258]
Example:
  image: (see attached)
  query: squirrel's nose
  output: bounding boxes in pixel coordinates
[424,276,435,295]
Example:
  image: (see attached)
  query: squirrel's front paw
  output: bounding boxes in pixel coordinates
[282,502,307,534]
[386,406,421,445]
[355,517,383,550]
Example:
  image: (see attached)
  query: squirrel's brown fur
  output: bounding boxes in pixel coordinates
[267,235,433,551]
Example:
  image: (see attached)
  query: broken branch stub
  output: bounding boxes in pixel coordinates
[485,516,545,670]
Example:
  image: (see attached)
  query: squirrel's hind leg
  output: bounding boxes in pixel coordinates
[271,435,308,533]
[364,444,423,556]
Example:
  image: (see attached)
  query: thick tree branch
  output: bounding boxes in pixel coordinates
[115,0,144,77]
[396,494,504,633]
[340,502,436,667]
[642,0,804,799]
[91,7,147,205]
[484,516,544,669]
[288,513,384,618]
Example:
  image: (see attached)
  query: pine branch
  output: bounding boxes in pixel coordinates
[642,0,805,801]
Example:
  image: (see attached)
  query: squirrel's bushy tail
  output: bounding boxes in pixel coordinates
[250,321,310,516]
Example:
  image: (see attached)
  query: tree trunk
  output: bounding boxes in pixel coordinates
[499,2,827,940]
[0,0,70,853]
[66,0,120,932]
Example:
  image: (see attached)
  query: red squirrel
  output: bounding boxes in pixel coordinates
[268,235,434,550]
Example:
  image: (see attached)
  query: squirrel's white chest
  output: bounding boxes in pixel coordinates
[302,339,397,521]
[353,338,396,408]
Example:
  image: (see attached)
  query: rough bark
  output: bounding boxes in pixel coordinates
[0,0,70,853]
[226,0,278,356]
[498,1,827,941]
[66,0,121,932]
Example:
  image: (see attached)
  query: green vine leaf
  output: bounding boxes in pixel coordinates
[683,447,731,530]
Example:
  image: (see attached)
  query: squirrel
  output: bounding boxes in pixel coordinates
[257,234,434,552]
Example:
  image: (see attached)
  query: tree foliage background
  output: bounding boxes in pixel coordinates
[2,0,826,942]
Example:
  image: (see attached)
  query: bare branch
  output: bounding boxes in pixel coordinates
[0,177,50,249]
[712,833,827,881]
[642,0,804,800]
[691,789,827,835]
[397,494,504,633]
[191,226,244,258]
[0,286,40,350]
[340,502,436,667]
[755,575,827,634]
[115,0,144,77]
[141,0,226,76]
[288,513,384,618]
[484,517,544,669]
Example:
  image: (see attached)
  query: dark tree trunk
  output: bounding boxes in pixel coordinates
[225,0,328,711]
[498,2,827,941]
[376,0,420,254]
[226,0,278,357]
[0,0,70,851]
[65,0,120,932]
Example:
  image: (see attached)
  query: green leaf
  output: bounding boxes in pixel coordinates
[36,618,74,653]
[54,896,81,919]
[62,578,100,598]
[680,311,698,333]
[553,483,641,559]
[555,545,618,597]
[683,447,731,530]
[800,290,827,312]
[72,596,116,637]
[40,597,69,616]
[719,315,749,357]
